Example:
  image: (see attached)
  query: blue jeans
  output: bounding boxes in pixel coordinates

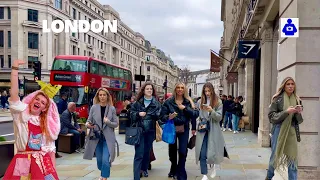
[95,135,110,178]
[200,131,209,174]
[68,129,85,148]
[133,131,155,180]
[168,124,189,180]
[223,112,232,129]
[267,124,297,180]
[232,114,240,131]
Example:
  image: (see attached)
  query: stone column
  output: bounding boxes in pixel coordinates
[233,82,238,97]
[245,59,254,129]
[228,83,233,95]
[258,21,273,147]
[238,67,245,96]
[277,0,320,179]
[10,7,24,66]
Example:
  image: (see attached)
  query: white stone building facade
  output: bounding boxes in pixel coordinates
[0,0,148,91]
[220,0,320,179]
[144,42,179,96]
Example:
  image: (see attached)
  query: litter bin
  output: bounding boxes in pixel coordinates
[119,109,130,134]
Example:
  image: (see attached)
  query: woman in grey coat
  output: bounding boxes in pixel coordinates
[195,82,229,180]
[83,87,119,180]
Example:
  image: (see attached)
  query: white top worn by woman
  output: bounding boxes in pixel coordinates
[9,100,56,154]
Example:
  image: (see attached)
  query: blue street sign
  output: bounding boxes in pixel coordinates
[237,40,260,59]
[281,18,299,38]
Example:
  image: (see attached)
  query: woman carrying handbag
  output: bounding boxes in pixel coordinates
[83,87,119,180]
[129,82,161,180]
[195,82,229,180]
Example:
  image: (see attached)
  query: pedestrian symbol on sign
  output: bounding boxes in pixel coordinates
[281,18,299,38]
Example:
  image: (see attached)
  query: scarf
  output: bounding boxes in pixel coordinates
[273,92,298,170]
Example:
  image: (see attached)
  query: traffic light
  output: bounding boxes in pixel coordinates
[163,81,167,89]
[33,61,41,81]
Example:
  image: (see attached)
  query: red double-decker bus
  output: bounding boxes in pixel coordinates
[50,55,133,119]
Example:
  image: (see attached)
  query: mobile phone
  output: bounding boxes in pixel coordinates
[295,105,302,108]
[202,104,208,106]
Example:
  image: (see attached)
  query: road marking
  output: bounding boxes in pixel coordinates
[0,133,14,137]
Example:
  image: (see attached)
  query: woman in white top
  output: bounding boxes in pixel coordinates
[3,60,60,180]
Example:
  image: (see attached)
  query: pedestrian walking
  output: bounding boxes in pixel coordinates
[129,82,162,180]
[195,82,229,180]
[265,77,303,180]
[83,87,119,180]
[160,82,199,180]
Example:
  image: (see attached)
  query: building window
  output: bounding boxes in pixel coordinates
[72,8,76,19]
[0,8,3,19]
[28,56,38,69]
[0,31,3,47]
[0,55,3,68]
[55,0,62,10]
[147,66,150,71]
[78,48,80,55]
[28,9,38,22]
[147,75,150,81]
[84,50,86,56]
[78,12,80,20]
[72,32,76,37]
[7,7,11,19]
[8,31,11,48]
[28,32,39,49]
[8,55,11,68]
[101,41,103,49]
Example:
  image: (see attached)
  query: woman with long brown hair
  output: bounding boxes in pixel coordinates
[195,82,228,180]
[3,60,60,179]
[266,77,303,180]
[160,82,199,180]
[129,82,162,180]
[83,87,119,180]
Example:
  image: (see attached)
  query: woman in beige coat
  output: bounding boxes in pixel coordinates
[195,82,229,180]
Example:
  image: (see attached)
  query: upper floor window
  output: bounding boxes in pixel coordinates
[72,8,76,19]
[0,31,3,47]
[8,31,11,48]
[28,9,38,22]
[0,8,4,19]
[28,32,39,49]
[7,8,11,19]
[55,0,62,10]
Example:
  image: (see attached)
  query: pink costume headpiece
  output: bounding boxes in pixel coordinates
[22,90,60,140]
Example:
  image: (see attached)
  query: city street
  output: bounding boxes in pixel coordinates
[0,112,14,141]
[55,130,272,180]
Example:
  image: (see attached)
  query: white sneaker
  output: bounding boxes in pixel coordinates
[228,128,232,132]
[236,131,239,133]
[201,175,209,180]
[222,128,226,131]
[209,167,217,178]
[233,131,236,134]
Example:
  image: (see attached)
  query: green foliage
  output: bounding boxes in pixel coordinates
[77,117,87,124]
[0,136,6,141]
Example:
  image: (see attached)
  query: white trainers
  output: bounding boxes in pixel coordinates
[209,167,217,178]
[228,128,232,132]
[222,128,226,131]
[233,131,236,134]
[201,175,209,180]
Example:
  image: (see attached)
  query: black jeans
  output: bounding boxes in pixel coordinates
[168,124,189,180]
[133,130,155,180]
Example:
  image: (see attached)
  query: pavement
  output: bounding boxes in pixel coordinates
[55,130,272,180]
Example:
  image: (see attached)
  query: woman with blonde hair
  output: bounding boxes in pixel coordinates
[266,77,303,180]
[160,82,199,180]
[83,87,119,180]
[3,60,60,179]
[195,82,228,180]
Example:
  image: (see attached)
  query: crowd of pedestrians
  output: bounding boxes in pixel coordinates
[2,59,304,180]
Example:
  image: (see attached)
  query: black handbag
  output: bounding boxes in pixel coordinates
[187,135,196,149]
[125,123,143,146]
[197,118,210,133]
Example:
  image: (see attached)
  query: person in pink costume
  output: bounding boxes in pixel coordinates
[3,60,61,180]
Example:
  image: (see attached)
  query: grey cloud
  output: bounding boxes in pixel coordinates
[99,0,222,71]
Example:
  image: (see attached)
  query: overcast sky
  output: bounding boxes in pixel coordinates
[99,0,223,71]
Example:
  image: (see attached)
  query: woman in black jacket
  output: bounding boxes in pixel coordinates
[160,82,199,180]
[130,82,162,180]
[230,97,242,134]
